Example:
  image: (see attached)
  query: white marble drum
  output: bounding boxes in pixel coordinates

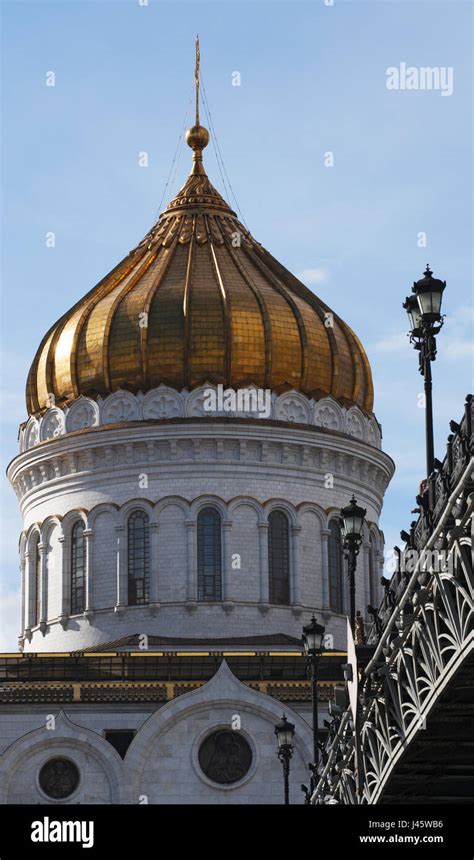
[11,407,392,653]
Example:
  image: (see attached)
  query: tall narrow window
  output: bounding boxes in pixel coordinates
[71,521,86,614]
[33,538,41,627]
[328,519,344,613]
[197,508,222,601]
[268,510,290,605]
[128,511,150,605]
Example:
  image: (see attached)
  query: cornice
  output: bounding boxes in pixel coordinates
[9,419,394,509]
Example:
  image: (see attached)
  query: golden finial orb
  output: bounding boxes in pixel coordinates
[186,124,210,151]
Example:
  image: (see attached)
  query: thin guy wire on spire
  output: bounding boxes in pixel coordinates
[200,73,249,231]
[153,95,193,222]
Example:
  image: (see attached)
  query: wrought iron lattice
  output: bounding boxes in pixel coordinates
[313,399,473,805]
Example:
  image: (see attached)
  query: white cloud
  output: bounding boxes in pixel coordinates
[372,332,408,354]
[297,267,330,286]
[443,341,474,358]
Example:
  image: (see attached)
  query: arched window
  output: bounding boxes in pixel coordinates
[128,511,150,605]
[268,510,290,605]
[328,519,344,613]
[33,537,41,627]
[71,521,86,614]
[197,508,222,602]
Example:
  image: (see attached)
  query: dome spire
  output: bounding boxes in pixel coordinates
[195,32,201,126]
[186,34,210,176]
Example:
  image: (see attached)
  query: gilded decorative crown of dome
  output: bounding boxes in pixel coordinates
[26,42,373,417]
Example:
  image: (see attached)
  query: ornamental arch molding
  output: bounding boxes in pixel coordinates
[123,661,313,803]
[190,495,229,521]
[101,390,140,425]
[154,495,190,522]
[262,499,298,527]
[65,396,100,433]
[25,524,41,553]
[60,509,88,534]
[0,711,123,804]
[228,496,265,525]
[87,503,121,530]
[313,398,344,434]
[19,389,383,452]
[118,498,156,527]
[142,386,184,420]
[39,515,63,545]
[296,501,327,531]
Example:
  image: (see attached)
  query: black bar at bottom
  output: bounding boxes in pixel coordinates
[0,803,471,858]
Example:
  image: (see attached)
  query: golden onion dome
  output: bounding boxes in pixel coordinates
[26,122,374,417]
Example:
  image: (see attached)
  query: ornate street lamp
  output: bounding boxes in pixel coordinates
[403,265,446,479]
[301,615,325,804]
[340,496,366,635]
[274,714,295,805]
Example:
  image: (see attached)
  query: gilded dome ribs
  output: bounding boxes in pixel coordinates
[26,131,374,415]
[27,252,143,412]
[69,256,147,401]
[207,216,232,385]
[340,323,361,407]
[140,241,178,391]
[251,245,341,402]
[27,323,60,413]
[99,252,158,394]
[222,232,272,389]
[345,324,373,413]
[243,246,308,391]
[182,224,195,387]
[108,246,175,393]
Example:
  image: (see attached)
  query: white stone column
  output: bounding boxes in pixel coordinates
[24,550,33,634]
[321,528,331,610]
[58,534,70,626]
[19,553,26,638]
[290,525,302,611]
[84,528,93,617]
[114,526,126,613]
[258,522,269,611]
[149,523,160,609]
[185,521,197,608]
[222,520,233,611]
[38,541,48,632]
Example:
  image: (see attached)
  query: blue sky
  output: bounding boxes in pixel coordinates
[1,0,472,648]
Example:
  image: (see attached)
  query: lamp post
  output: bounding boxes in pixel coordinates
[274,714,295,805]
[403,265,446,480]
[340,496,366,635]
[301,615,325,804]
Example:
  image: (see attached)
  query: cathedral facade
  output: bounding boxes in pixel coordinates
[0,94,394,804]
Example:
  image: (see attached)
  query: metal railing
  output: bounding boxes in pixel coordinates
[312,397,474,804]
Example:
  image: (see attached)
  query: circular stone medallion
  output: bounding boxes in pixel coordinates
[198,730,252,785]
[39,757,80,799]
